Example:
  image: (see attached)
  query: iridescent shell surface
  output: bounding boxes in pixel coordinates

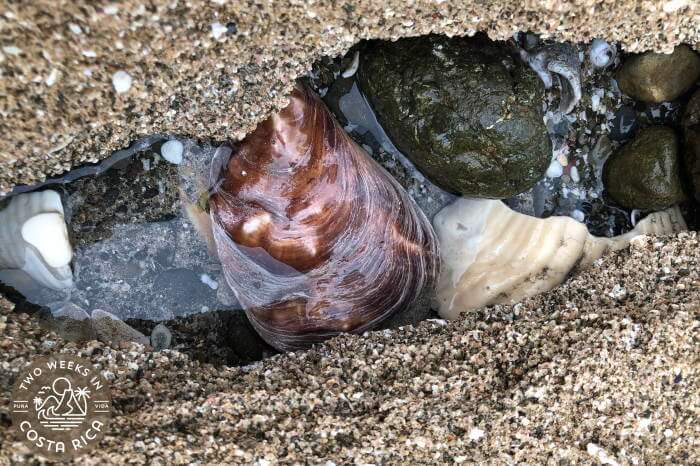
[209,84,439,351]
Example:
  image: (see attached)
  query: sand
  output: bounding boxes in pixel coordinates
[1,0,699,193]
[1,1,700,463]
[1,233,698,464]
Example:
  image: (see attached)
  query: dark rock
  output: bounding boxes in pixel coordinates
[603,126,686,210]
[357,34,551,198]
[150,323,173,350]
[616,45,700,103]
[682,90,700,200]
[152,268,216,316]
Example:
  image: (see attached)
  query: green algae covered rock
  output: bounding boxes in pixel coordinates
[357,34,551,198]
[603,126,686,210]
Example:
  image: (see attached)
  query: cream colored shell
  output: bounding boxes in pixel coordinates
[0,190,73,290]
[433,198,686,319]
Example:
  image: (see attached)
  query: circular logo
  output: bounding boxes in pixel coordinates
[10,355,112,460]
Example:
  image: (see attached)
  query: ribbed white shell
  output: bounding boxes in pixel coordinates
[0,190,74,290]
[433,199,686,319]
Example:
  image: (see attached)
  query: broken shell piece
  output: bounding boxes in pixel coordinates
[520,43,582,114]
[0,190,73,290]
[150,323,172,351]
[91,309,150,346]
[589,39,616,68]
[433,198,686,319]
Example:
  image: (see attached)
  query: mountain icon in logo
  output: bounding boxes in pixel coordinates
[34,377,91,432]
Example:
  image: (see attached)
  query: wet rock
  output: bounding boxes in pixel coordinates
[91,309,150,346]
[358,34,551,198]
[682,90,700,200]
[603,126,686,210]
[609,106,638,141]
[150,323,172,350]
[152,268,217,316]
[45,303,95,342]
[616,45,700,103]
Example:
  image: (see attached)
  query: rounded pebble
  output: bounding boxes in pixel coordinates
[150,323,172,351]
[160,140,184,165]
[112,70,133,93]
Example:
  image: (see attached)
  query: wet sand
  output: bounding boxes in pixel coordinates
[1,0,699,193]
[1,1,700,463]
[1,232,698,463]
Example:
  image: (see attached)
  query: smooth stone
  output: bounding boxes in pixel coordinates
[150,323,172,350]
[682,90,700,200]
[46,303,95,342]
[616,45,700,103]
[91,309,150,346]
[358,34,550,198]
[603,126,686,210]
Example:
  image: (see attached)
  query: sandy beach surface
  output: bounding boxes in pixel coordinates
[1,1,699,463]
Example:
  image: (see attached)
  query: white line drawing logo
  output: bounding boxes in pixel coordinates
[11,355,111,460]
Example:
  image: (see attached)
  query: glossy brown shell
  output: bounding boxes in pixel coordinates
[209,84,439,351]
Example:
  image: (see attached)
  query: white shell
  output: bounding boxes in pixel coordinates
[433,198,686,319]
[589,39,616,68]
[0,190,74,290]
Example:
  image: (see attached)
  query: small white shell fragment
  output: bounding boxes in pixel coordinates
[68,23,83,34]
[571,209,585,222]
[103,4,119,14]
[211,21,227,39]
[663,0,689,13]
[45,69,59,86]
[2,45,22,55]
[546,159,563,178]
[589,39,616,68]
[433,198,687,319]
[468,428,485,441]
[341,51,360,78]
[112,70,133,93]
[570,165,580,183]
[160,139,184,165]
[200,273,219,290]
[0,190,73,290]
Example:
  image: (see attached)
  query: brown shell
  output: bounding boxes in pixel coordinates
[209,83,439,351]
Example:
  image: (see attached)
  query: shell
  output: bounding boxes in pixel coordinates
[433,198,686,319]
[0,190,73,290]
[589,39,616,68]
[209,84,439,351]
[520,43,582,114]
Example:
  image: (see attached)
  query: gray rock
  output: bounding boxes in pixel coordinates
[150,323,173,351]
[91,309,150,346]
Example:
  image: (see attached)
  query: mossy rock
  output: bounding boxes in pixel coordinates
[616,45,700,103]
[603,126,686,210]
[357,34,551,198]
